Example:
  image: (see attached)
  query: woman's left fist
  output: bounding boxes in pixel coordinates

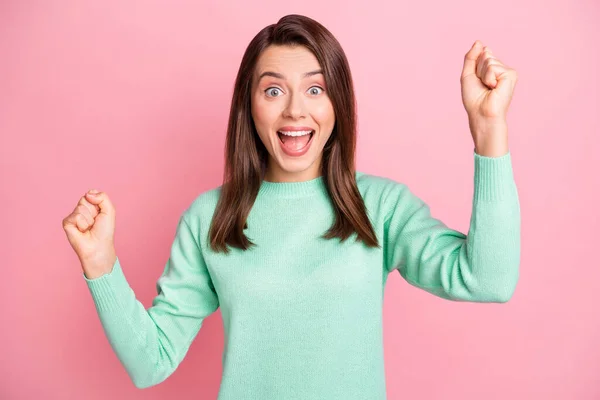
[460,40,518,123]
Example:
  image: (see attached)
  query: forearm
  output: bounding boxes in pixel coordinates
[465,150,521,301]
[390,151,521,303]
[84,258,182,389]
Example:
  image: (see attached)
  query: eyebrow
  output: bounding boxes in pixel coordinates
[257,69,323,82]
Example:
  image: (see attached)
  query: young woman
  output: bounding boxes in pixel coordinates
[62,14,520,400]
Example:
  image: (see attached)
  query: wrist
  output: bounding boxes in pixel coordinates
[474,135,509,157]
[81,250,117,279]
[470,118,509,158]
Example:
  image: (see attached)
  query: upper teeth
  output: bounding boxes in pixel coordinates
[278,130,313,137]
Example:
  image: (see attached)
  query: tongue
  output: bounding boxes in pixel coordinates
[280,133,311,150]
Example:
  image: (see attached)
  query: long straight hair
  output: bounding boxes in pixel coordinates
[209,14,379,253]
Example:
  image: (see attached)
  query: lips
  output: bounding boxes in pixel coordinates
[276,128,315,157]
[277,130,314,140]
[278,126,314,132]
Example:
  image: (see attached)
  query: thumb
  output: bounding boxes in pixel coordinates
[461,40,484,82]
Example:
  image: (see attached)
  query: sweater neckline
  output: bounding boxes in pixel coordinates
[258,175,328,198]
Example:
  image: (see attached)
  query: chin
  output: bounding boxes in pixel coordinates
[271,152,321,180]
[278,157,317,172]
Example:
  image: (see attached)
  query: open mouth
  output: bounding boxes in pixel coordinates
[277,130,314,152]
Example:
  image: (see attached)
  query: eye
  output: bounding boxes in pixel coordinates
[308,86,324,96]
[265,87,283,97]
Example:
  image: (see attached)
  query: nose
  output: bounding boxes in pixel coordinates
[282,91,306,120]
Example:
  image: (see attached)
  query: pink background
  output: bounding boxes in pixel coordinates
[1,1,599,399]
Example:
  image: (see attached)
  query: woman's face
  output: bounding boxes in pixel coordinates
[251,45,335,182]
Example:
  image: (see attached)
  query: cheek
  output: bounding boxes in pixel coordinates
[252,97,279,131]
[251,98,280,150]
[311,101,335,128]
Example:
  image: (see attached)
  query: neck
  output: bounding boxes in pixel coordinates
[263,159,323,183]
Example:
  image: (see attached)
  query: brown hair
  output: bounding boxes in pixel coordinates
[209,14,379,253]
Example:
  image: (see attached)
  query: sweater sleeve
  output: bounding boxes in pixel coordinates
[383,151,520,302]
[83,212,220,388]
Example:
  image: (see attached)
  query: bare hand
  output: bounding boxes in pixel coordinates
[460,40,518,157]
[62,189,117,278]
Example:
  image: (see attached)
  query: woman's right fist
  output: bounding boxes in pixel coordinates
[62,189,117,278]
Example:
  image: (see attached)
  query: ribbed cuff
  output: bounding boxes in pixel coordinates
[473,150,516,201]
[83,257,133,313]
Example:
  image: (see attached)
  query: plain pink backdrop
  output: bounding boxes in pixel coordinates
[1,0,599,399]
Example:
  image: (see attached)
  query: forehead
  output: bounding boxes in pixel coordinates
[255,45,321,77]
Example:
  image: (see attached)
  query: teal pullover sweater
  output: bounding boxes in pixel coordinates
[84,151,520,399]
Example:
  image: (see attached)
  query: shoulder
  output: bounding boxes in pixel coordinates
[355,170,423,220]
[355,170,409,201]
[181,184,223,226]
